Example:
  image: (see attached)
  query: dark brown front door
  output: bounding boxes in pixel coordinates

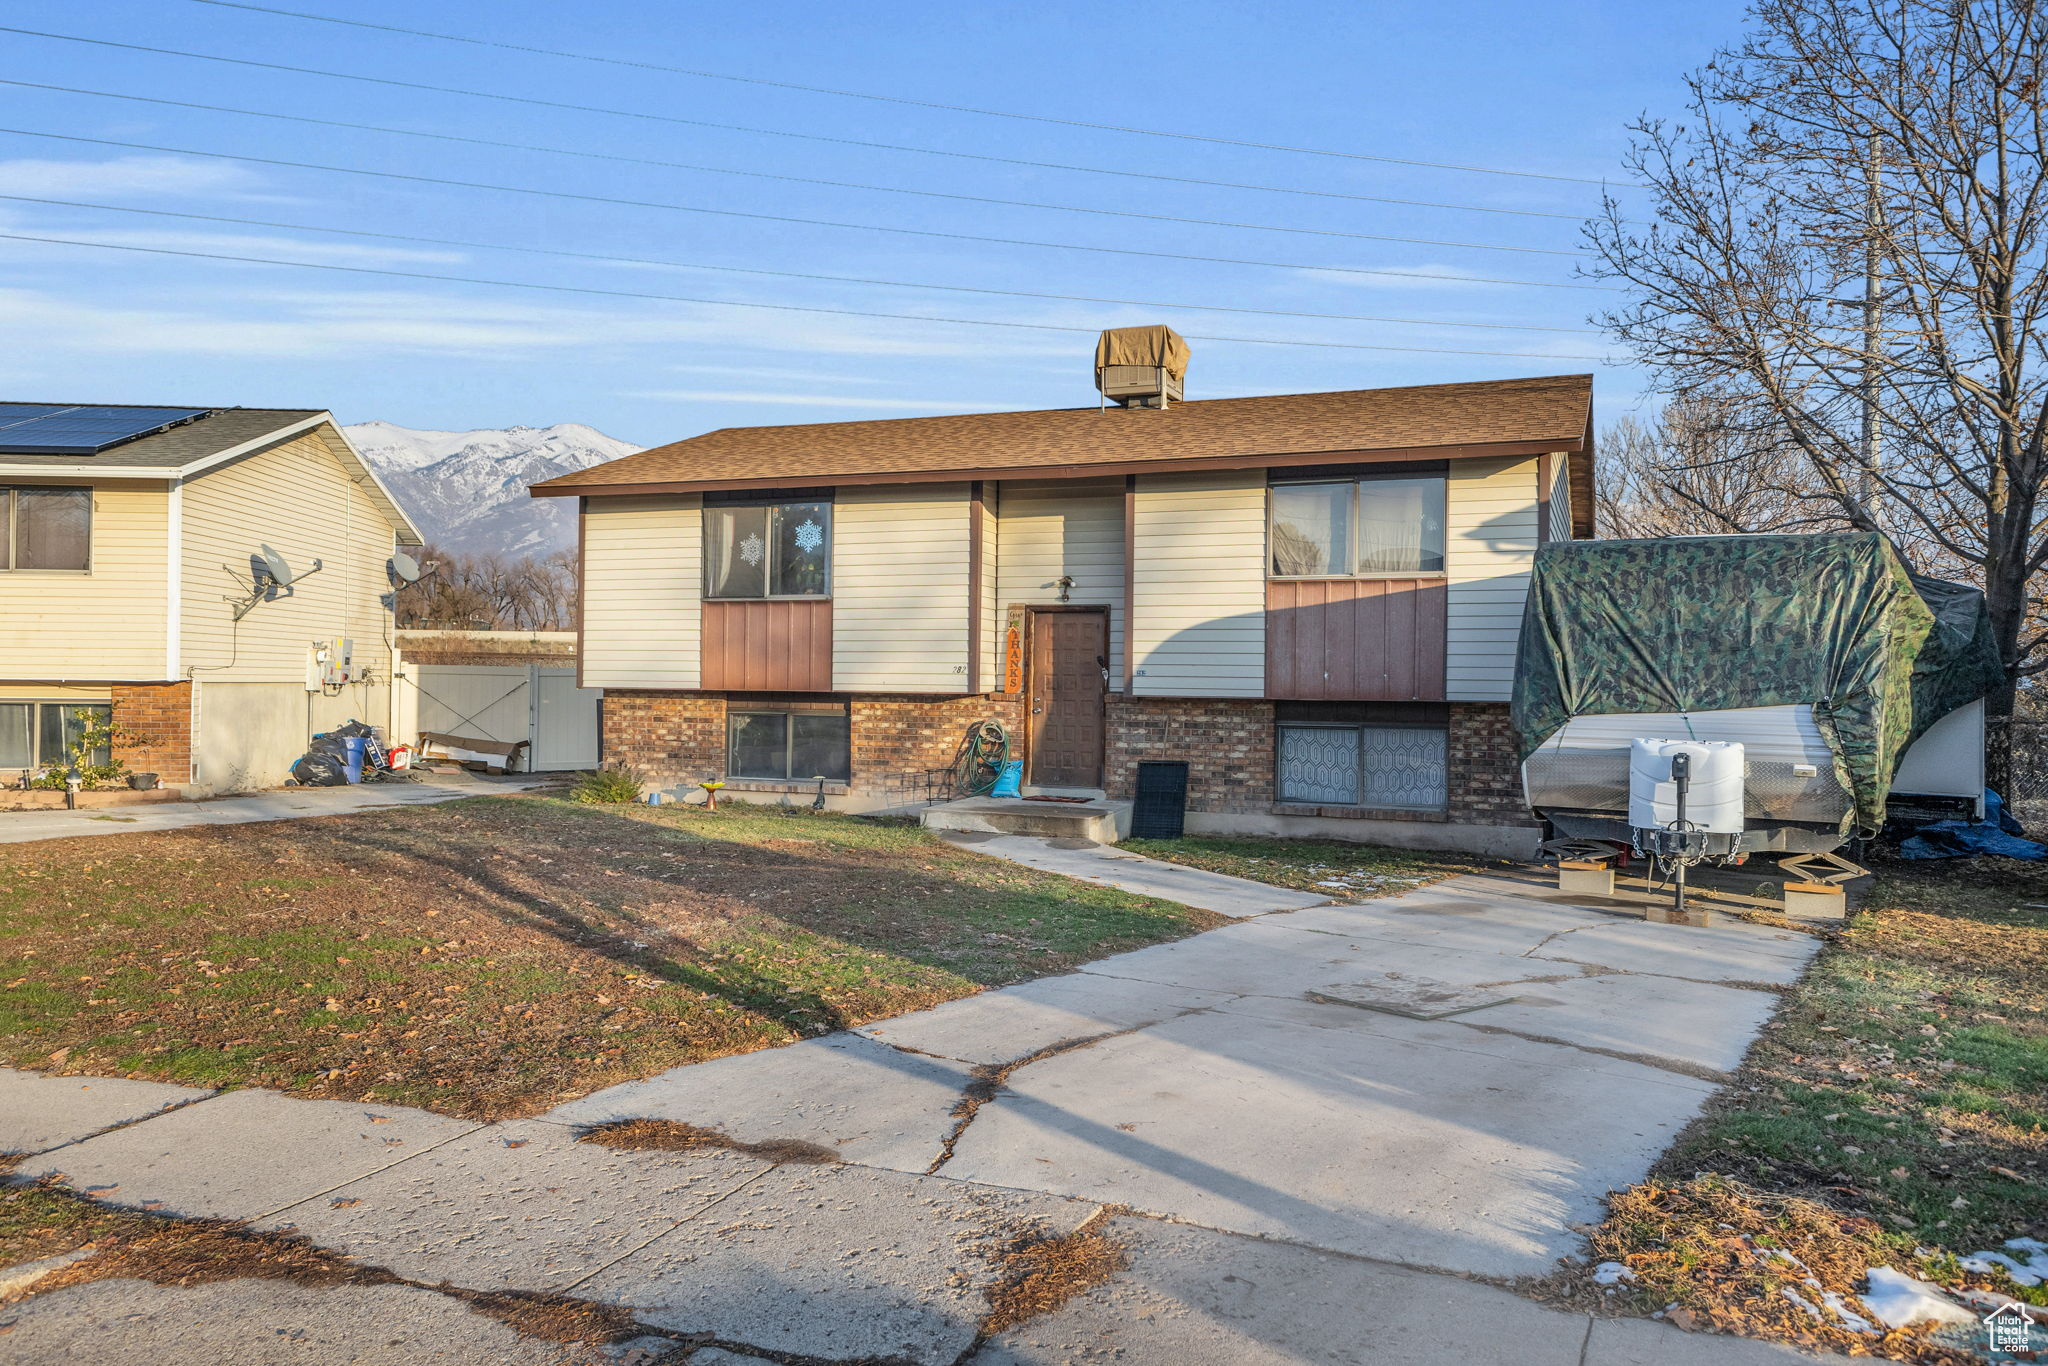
[1029,610,1107,788]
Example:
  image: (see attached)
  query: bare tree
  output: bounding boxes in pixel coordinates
[395,545,579,630]
[1588,0,2048,781]
[1598,396,1846,538]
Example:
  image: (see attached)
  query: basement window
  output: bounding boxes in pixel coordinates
[703,495,832,599]
[727,701,851,782]
[1,486,91,572]
[0,701,112,771]
[1275,702,1447,810]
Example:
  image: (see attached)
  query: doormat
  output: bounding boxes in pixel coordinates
[1307,974,1518,1021]
[1022,794,1093,803]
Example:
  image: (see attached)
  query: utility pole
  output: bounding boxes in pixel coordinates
[1860,133,1885,529]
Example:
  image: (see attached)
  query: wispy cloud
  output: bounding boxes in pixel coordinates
[0,155,262,199]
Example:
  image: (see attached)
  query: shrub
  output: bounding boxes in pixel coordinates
[27,713,127,791]
[570,764,644,804]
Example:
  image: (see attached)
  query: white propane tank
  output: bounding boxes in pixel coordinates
[1629,738,1746,835]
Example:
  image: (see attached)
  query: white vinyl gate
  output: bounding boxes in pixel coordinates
[410,665,600,772]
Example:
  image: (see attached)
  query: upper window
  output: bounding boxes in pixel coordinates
[2,486,91,572]
[1270,475,1444,577]
[704,499,832,599]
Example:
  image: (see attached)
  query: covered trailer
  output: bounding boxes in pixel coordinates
[1513,533,2003,856]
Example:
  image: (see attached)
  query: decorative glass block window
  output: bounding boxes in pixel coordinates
[1269,473,1443,577]
[1275,702,1448,810]
[704,497,831,599]
[727,702,851,781]
[0,701,111,771]
[2,486,91,571]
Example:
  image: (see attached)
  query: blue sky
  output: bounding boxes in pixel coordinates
[0,0,1747,446]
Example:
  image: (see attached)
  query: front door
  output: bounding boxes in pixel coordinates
[1029,610,1107,788]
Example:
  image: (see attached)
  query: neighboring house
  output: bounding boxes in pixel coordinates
[0,404,422,796]
[534,347,1592,856]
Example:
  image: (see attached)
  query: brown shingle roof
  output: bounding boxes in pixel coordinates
[533,372,1592,497]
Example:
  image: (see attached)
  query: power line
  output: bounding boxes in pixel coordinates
[0,79,1583,257]
[0,127,1609,290]
[0,27,1600,222]
[181,0,1623,187]
[0,231,1613,361]
[0,196,1608,331]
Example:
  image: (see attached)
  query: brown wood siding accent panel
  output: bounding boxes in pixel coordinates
[700,599,833,691]
[1265,579,1446,700]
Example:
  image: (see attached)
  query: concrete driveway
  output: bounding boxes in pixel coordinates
[1,849,1836,1364]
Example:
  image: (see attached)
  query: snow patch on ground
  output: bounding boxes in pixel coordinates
[1962,1236,2048,1287]
[1859,1267,1978,1329]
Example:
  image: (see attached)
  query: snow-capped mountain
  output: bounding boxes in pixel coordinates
[345,420,639,558]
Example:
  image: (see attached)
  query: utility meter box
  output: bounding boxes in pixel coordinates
[308,638,355,690]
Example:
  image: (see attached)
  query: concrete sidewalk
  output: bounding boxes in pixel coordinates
[0,854,1843,1364]
[0,771,543,845]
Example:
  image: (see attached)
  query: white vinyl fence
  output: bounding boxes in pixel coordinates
[403,663,600,772]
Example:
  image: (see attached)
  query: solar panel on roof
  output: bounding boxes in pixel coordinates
[0,405,212,455]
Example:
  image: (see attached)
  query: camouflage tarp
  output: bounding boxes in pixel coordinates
[1512,533,2004,833]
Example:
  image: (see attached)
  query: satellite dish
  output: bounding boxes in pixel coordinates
[259,544,294,585]
[388,551,422,586]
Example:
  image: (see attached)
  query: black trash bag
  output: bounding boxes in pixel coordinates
[290,751,350,787]
[307,735,351,758]
[328,719,376,739]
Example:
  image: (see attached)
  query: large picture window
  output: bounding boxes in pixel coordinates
[2,486,91,571]
[704,497,832,599]
[1270,474,1443,577]
[1275,703,1447,810]
[0,701,112,771]
[727,702,851,782]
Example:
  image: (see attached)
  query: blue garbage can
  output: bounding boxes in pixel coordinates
[336,736,367,784]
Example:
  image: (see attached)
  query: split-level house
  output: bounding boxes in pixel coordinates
[536,343,1592,857]
[0,404,421,796]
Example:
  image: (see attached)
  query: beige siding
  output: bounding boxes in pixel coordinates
[1131,471,1265,697]
[1546,452,1574,542]
[834,483,971,693]
[1446,454,1540,701]
[994,478,1125,679]
[581,494,701,689]
[179,429,398,690]
[976,484,1000,689]
[0,479,170,681]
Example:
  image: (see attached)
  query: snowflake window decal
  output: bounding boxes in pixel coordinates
[739,532,766,567]
[792,519,824,553]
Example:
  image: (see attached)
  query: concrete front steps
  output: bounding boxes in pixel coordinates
[920,794,1132,844]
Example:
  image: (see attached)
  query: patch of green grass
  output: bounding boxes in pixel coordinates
[0,795,1222,1118]
[1643,855,2048,1302]
[1121,834,1470,898]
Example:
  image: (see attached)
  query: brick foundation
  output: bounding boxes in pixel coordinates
[848,694,1025,802]
[1446,702,1537,827]
[599,689,1535,829]
[110,681,193,784]
[599,690,1025,803]
[1104,696,1276,813]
